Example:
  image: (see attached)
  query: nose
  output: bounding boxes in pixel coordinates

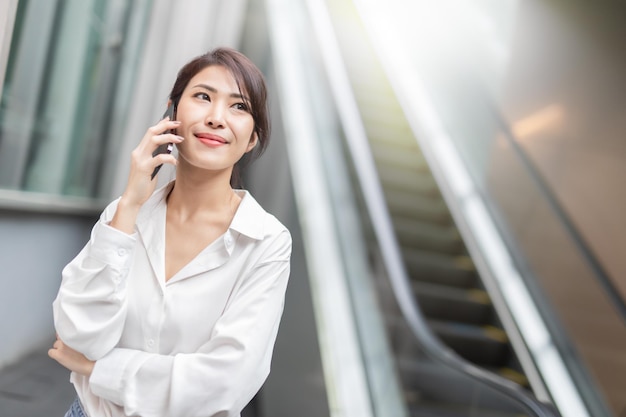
[205,103,225,128]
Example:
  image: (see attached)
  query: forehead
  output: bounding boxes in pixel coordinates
[186,65,244,95]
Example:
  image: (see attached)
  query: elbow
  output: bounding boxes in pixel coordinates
[192,367,270,417]
[53,300,124,360]
[54,323,116,361]
[222,365,271,415]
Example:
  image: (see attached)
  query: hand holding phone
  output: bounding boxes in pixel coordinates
[151,104,177,180]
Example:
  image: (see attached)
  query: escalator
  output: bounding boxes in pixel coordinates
[324,0,535,405]
[317,2,626,417]
[264,0,555,413]
[360,70,529,389]
[261,0,626,416]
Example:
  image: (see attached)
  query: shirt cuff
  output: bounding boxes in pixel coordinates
[90,348,145,406]
[88,221,137,269]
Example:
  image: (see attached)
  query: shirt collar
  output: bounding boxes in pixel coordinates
[137,182,266,241]
[229,190,266,241]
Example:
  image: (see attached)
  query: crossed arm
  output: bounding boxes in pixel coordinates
[48,336,94,377]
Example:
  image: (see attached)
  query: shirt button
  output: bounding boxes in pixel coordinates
[225,235,232,246]
[148,339,154,347]
[117,248,127,257]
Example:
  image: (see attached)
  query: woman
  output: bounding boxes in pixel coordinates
[48,48,292,417]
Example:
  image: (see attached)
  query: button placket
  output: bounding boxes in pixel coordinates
[145,291,164,352]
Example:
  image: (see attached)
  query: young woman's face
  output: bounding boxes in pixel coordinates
[174,65,257,175]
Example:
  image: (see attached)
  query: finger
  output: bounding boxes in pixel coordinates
[152,153,178,168]
[48,348,58,360]
[136,121,181,152]
[156,117,181,130]
[151,132,184,148]
[148,119,182,138]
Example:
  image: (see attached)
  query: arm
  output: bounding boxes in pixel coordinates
[89,236,291,417]
[52,202,137,360]
[52,117,182,360]
[110,117,182,235]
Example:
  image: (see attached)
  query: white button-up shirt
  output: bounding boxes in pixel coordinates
[53,183,292,417]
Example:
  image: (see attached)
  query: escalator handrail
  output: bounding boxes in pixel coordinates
[307,1,561,416]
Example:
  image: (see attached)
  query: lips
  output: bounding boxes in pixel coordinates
[195,133,228,147]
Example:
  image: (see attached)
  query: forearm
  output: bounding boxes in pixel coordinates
[89,342,271,416]
[88,260,290,416]
[110,116,182,236]
[110,196,142,235]
[53,210,135,359]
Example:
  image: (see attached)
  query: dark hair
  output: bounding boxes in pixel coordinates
[168,47,270,187]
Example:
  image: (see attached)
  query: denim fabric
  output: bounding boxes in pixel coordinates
[64,397,87,417]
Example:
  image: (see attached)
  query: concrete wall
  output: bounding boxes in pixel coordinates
[0,211,96,367]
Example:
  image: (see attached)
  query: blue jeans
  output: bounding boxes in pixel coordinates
[64,397,87,417]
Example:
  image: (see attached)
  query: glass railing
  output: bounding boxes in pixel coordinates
[461,85,624,417]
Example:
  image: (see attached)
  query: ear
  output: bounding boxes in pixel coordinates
[246,132,258,153]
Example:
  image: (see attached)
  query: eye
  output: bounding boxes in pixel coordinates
[233,102,249,112]
[193,92,210,101]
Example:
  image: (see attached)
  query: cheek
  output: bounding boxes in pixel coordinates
[175,100,201,124]
[237,118,255,139]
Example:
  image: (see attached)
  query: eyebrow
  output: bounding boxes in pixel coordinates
[192,83,249,102]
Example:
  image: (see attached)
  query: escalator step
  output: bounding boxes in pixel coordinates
[370,142,428,172]
[396,357,532,414]
[489,367,529,388]
[402,248,477,288]
[357,100,407,126]
[429,321,509,367]
[378,166,441,196]
[394,217,464,255]
[368,125,417,147]
[408,402,529,417]
[413,282,492,325]
[385,188,452,225]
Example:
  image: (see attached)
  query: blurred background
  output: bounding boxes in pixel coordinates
[0,0,624,416]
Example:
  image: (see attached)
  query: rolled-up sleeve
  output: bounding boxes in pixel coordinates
[53,200,136,360]
[89,231,291,417]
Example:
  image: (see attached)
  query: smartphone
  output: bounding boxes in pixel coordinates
[150,104,177,180]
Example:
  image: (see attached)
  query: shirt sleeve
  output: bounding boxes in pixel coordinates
[89,231,292,417]
[52,199,137,360]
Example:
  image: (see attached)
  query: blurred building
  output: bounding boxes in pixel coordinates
[0,0,624,417]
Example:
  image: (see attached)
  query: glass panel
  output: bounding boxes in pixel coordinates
[0,0,152,199]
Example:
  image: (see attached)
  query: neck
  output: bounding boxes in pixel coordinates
[166,165,239,220]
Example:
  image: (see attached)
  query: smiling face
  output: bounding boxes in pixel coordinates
[174,65,257,178]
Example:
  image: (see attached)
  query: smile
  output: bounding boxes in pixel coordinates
[195,133,228,147]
